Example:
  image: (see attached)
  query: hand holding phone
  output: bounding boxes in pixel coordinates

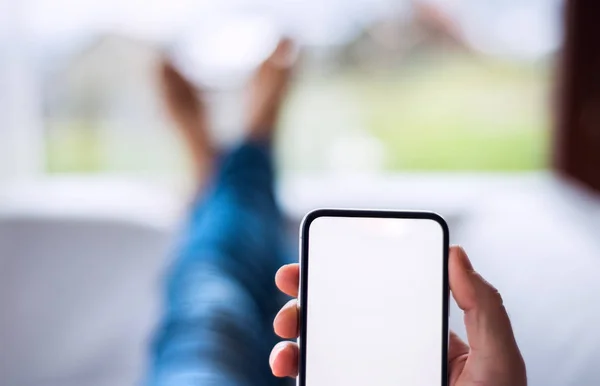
[270,210,526,386]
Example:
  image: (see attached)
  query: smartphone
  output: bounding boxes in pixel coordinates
[299,209,449,386]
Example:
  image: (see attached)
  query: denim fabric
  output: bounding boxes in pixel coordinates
[148,141,292,386]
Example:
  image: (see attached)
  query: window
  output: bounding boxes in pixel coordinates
[1,0,563,179]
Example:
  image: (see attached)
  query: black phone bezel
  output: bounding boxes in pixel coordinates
[298,208,450,386]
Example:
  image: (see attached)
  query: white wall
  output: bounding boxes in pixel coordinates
[0,0,44,180]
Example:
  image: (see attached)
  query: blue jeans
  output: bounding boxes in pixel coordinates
[148,141,292,386]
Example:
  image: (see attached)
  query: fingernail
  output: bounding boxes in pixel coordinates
[454,245,474,271]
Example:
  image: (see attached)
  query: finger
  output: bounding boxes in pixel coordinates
[448,331,469,386]
[448,330,469,363]
[270,341,299,378]
[274,299,299,339]
[275,264,299,297]
[449,246,521,355]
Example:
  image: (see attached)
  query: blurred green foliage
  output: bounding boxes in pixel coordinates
[47,56,551,173]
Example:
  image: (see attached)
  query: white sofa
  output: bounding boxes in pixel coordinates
[1,174,599,386]
[0,178,177,386]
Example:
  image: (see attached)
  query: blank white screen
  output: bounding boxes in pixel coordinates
[305,216,445,386]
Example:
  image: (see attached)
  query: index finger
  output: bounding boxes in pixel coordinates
[275,264,299,297]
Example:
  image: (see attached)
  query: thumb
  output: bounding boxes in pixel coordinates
[449,247,525,372]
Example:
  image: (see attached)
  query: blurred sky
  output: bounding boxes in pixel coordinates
[2,0,563,61]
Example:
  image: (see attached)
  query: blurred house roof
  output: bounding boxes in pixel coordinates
[43,34,163,124]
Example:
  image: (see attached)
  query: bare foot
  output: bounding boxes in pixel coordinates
[246,38,296,141]
[160,59,214,184]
